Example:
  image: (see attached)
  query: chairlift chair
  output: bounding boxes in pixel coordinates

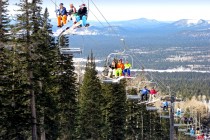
[125,86,141,100]
[160,115,170,119]
[60,48,82,55]
[138,80,160,104]
[102,49,135,83]
[146,106,159,111]
[174,124,188,127]
[58,27,82,56]
[106,50,134,70]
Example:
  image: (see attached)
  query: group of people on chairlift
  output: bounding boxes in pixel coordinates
[56,3,89,28]
[189,126,208,139]
[139,86,158,102]
[108,59,132,78]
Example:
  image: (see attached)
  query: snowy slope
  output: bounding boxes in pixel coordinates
[172,19,210,27]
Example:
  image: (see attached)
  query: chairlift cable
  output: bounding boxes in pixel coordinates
[89,0,119,36]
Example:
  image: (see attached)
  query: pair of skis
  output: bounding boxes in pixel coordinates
[138,99,159,105]
[56,21,90,36]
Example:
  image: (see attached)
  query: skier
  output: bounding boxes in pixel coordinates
[115,59,124,77]
[196,127,200,135]
[108,60,117,78]
[140,86,150,101]
[162,100,168,111]
[197,133,204,140]
[176,107,182,117]
[188,117,193,124]
[56,3,68,27]
[190,127,195,136]
[184,117,188,124]
[149,87,158,102]
[68,4,77,24]
[123,60,131,76]
[76,3,89,27]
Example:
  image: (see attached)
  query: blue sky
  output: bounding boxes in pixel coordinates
[8,0,210,21]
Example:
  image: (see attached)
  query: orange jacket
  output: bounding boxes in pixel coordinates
[117,63,124,70]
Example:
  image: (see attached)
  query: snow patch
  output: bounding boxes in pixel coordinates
[73,58,103,63]
[95,66,210,73]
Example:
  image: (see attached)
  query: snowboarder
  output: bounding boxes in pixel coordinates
[56,3,68,27]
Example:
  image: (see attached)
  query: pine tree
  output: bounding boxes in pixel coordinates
[0,43,31,139]
[15,0,40,139]
[77,52,104,139]
[56,54,78,139]
[102,80,127,139]
[125,89,142,139]
[31,7,61,139]
[0,0,10,42]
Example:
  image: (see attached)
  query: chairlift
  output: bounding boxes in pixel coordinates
[137,80,159,104]
[146,106,158,111]
[58,27,82,56]
[125,86,141,100]
[160,115,170,119]
[174,124,188,127]
[102,48,135,83]
[60,48,82,55]
[127,95,141,100]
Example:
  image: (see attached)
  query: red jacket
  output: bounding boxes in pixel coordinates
[197,135,204,140]
[150,89,157,95]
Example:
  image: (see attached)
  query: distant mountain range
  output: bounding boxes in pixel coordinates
[51,18,210,37]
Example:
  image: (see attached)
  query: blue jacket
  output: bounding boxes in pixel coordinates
[190,129,195,136]
[140,88,150,94]
[57,7,67,16]
[163,101,168,106]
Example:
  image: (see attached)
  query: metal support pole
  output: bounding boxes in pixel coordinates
[168,86,174,140]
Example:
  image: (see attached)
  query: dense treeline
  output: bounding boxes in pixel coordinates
[151,72,210,100]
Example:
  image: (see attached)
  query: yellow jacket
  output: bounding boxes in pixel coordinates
[124,63,131,69]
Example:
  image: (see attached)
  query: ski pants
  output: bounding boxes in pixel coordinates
[141,94,148,101]
[115,68,122,77]
[123,68,130,76]
[108,68,116,78]
[163,106,168,111]
[149,94,155,102]
[76,15,87,26]
[57,15,67,26]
